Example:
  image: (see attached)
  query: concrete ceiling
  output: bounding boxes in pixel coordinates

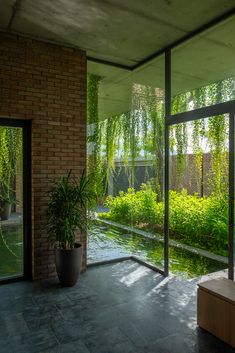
[0,0,235,119]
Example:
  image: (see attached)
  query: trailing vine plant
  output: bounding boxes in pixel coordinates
[87,73,234,201]
[0,127,22,203]
[171,78,232,194]
[87,74,103,198]
[0,127,22,257]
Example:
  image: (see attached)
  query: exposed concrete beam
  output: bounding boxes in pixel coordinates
[87,56,131,71]
[101,0,187,36]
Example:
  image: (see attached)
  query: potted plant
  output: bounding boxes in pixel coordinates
[47,170,96,287]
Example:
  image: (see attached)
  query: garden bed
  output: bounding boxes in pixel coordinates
[99,187,228,257]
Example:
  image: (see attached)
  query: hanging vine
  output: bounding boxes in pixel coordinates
[149,95,164,200]
[87,72,233,200]
[208,114,228,194]
[104,114,122,184]
[0,127,22,203]
[87,73,103,197]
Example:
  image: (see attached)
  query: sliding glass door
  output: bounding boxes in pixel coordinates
[165,109,235,279]
[168,115,229,278]
[0,120,31,282]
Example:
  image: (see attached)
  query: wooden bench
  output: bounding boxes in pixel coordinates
[197,277,235,348]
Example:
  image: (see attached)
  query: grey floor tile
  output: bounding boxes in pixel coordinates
[148,333,198,353]
[23,304,63,330]
[118,321,148,348]
[0,260,234,353]
[0,328,59,353]
[84,326,133,353]
[0,312,29,336]
[41,339,90,353]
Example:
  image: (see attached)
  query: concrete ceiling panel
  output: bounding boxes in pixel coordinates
[0,0,16,28]
[96,55,166,119]
[11,0,235,67]
[3,0,235,118]
[99,96,130,119]
[172,35,235,95]
[98,80,132,119]
[113,0,235,32]
[204,15,235,49]
[12,0,188,66]
[87,61,128,84]
[116,56,165,89]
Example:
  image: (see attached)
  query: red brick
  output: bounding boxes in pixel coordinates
[0,33,87,280]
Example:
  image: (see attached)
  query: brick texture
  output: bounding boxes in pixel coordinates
[0,33,87,279]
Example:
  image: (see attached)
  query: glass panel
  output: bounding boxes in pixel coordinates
[87,55,165,272]
[232,113,235,280]
[0,126,23,279]
[172,15,235,114]
[169,115,229,279]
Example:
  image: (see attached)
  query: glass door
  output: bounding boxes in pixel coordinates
[0,121,31,282]
[167,114,231,279]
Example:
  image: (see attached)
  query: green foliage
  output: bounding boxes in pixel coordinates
[208,115,228,193]
[46,170,97,250]
[87,74,104,198]
[0,127,22,204]
[170,79,231,193]
[100,185,228,256]
[87,79,166,194]
[87,75,232,199]
[191,119,205,193]
[169,190,227,254]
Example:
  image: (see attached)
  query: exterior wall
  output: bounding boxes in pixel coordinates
[170,154,209,196]
[111,153,228,197]
[0,33,87,279]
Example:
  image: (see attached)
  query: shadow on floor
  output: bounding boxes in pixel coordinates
[0,260,233,353]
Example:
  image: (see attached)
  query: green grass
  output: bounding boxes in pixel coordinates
[0,224,23,279]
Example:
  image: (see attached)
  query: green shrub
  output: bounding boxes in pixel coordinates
[99,184,228,256]
[101,188,141,225]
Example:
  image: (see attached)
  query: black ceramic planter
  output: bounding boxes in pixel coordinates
[55,243,83,287]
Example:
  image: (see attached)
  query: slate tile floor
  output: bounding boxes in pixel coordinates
[0,260,234,353]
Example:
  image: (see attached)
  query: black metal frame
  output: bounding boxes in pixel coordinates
[90,47,235,279]
[88,8,235,278]
[229,113,235,280]
[89,9,235,278]
[163,50,171,276]
[0,118,32,284]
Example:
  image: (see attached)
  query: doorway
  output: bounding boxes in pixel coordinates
[0,119,31,283]
[165,107,235,279]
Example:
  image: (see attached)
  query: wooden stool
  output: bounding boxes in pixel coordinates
[197,277,235,348]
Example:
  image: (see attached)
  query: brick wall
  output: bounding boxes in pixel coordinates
[0,32,87,279]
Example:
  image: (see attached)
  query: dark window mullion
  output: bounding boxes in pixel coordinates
[228,113,235,280]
